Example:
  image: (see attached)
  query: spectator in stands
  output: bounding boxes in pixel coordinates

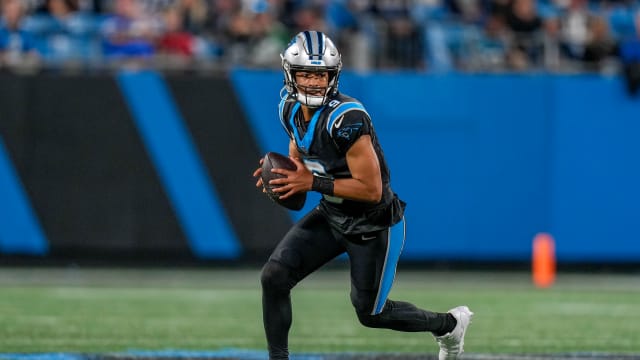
[0,0,41,69]
[489,0,511,21]
[445,0,489,24]
[221,1,289,68]
[156,5,195,65]
[174,0,208,35]
[275,0,324,31]
[477,12,510,70]
[201,0,241,59]
[31,0,99,66]
[605,0,639,40]
[619,11,640,94]
[37,0,78,14]
[290,3,327,36]
[557,0,593,61]
[1,0,636,73]
[372,0,424,69]
[505,0,544,69]
[246,4,289,68]
[223,8,252,64]
[540,13,563,70]
[325,0,376,71]
[100,0,162,65]
[582,15,619,71]
[206,0,241,31]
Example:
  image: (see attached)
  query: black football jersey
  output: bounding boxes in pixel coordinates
[278,93,405,234]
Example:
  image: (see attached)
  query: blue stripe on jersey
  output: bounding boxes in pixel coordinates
[278,97,291,138]
[116,70,241,260]
[288,101,301,141]
[326,102,369,135]
[371,217,406,315]
[288,102,326,152]
[0,137,49,255]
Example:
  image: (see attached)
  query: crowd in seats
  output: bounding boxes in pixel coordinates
[1,0,639,82]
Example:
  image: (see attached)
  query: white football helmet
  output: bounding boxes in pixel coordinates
[281,31,342,107]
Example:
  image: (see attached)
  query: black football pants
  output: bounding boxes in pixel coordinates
[260,208,453,360]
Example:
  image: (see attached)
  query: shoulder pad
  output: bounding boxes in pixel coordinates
[325,101,370,135]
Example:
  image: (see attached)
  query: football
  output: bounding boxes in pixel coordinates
[260,152,307,211]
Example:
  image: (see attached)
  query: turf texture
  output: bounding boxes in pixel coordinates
[0,268,638,358]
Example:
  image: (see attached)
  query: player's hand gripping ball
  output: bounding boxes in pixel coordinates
[260,152,307,211]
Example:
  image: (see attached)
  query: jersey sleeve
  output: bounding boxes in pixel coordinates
[326,103,372,153]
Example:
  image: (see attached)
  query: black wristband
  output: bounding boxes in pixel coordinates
[312,176,334,196]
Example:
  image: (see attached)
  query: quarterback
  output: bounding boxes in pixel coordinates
[253,30,473,360]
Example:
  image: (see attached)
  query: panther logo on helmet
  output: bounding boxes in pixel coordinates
[281,31,342,107]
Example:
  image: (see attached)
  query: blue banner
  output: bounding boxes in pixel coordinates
[117,70,241,259]
[0,137,48,255]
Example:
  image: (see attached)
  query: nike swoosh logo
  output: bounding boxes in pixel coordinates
[334,116,344,129]
[361,235,376,240]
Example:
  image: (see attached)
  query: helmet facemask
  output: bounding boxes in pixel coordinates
[281,31,342,108]
[286,67,340,108]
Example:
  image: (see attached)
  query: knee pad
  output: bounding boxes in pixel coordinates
[261,260,296,292]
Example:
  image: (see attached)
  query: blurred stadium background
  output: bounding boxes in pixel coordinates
[1,0,640,359]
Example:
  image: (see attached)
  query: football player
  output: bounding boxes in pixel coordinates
[253,30,473,360]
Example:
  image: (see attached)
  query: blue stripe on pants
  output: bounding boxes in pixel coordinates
[372,217,406,315]
[0,137,48,255]
[116,70,241,259]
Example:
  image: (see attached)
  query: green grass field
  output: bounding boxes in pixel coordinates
[0,267,639,356]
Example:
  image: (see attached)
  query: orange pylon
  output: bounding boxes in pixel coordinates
[532,233,556,288]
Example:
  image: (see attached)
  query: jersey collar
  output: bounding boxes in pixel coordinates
[289,102,325,153]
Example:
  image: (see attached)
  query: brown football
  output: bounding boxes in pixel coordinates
[260,152,307,211]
